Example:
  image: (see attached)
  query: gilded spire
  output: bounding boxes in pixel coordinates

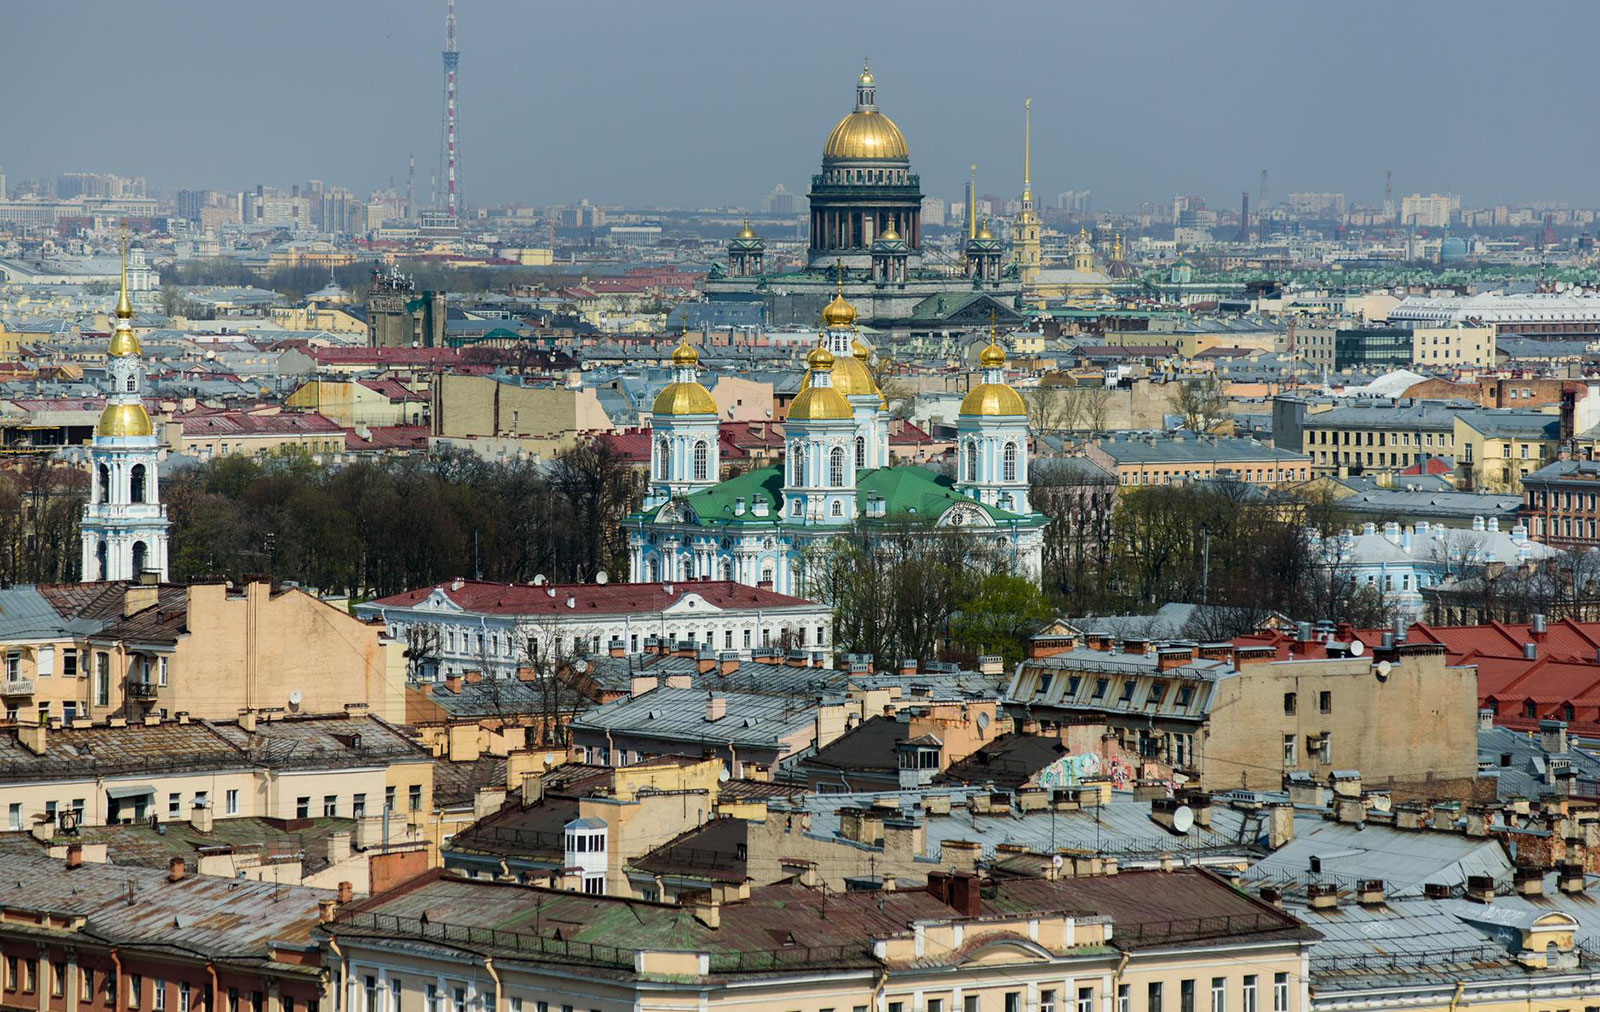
[968,164,978,241]
[1022,98,1032,204]
[115,224,133,320]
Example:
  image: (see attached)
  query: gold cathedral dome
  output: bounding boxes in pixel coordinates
[822,61,908,161]
[960,339,1026,417]
[652,336,718,416]
[788,345,852,421]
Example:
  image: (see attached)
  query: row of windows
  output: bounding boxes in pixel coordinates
[961,441,1022,483]
[297,787,421,819]
[877,974,1291,1012]
[656,439,713,482]
[1120,467,1304,485]
[1530,489,1600,511]
[1309,429,1451,448]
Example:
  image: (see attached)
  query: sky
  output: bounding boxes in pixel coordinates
[4,0,1600,213]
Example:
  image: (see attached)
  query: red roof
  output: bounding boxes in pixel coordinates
[369,578,816,616]
[343,425,430,451]
[357,379,429,402]
[177,410,343,436]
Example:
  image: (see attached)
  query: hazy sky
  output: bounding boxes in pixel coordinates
[5,0,1600,212]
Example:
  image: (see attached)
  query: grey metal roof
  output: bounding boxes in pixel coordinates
[567,686,820,749]
[1245,816,1514,897]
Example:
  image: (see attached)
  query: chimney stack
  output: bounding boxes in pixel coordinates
[705,692,727,722]
[168,857,186,883]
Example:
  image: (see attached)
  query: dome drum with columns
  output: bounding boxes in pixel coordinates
[80,240,169,583]
[624,293,1044,597]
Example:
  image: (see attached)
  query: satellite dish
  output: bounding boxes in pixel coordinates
[718,767,731,783]
[595,571,609,585]
[1375,660,1392,681]
[1370,794,1392,813]
[976,712,991,734]
[533,574,547,586]
[573,659,589,673]
[288,690,303,707]
[1171,805,1195,834]
[1348,639,1364,656]
[543,755,555,767]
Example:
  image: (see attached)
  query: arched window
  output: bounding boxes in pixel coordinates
[131,541,148,576]
[965,441,978,483]
[125,376,136,392]
[693,440,709,481]
[760,563,774,586]
[790,441,804,485]
[720,559,732,581]
[646,556,660,582]
[97,464,110,504]
[129,464,146,504]
[829,447,846,487]
[95,540,107,581]
[855,435,866,469]
[1003,442,1019,482]
[831,499,844,517]
[656,438,669,478]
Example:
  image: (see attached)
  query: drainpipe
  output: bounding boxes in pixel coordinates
[326,936,347,1012]
[1447,981,1464,1012]
[110,949,123,1012]
[481,958,501,1012]
[207,962,220,1012]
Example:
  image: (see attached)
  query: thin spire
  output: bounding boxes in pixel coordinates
[1023,98,1032,200]
[115,222,132,319]
[968,164,978,240]
[834,257,844,296]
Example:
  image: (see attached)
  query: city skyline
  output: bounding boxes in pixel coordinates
[5,0,1600,213]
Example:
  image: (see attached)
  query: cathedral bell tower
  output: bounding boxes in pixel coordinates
[81,234,168,583]
[1014,98,1042,287]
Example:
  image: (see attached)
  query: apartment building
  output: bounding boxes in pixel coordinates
[0,580,406,726]
[1454,411,1564,492]
[323,867,1316,1012]
[0,712,432,833]
[1083,434,1310,487]
[1521,458,1600,547]
[1006,630,1479,794]
[1330,325,1495,371]
[1297,400,1459,476]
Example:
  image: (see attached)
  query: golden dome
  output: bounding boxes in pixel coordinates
[652,381,717,417]
[977,221,994,240]
[807,344,835,371]
[737,220,757,240]
[96,402,152,438]
[114,285,133,320]
[879,225,899,241]
[851,336,871,362]
[821,292,857,328]
[823,111,908,161]
[107,325,141,358]
[787,384,852,421]
[959,383,1027,418]
[979,340,1006,369]
[669,336,699,367]
[800,351,877,400]
[858,60,874,86]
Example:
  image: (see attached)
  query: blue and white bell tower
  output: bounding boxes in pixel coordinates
[80,240,169,583]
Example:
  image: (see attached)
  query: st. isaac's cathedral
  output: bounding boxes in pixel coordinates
[623,289,1046,596]
[702,62,1025,329]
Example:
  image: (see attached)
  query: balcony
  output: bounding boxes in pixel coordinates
[1,678,33,696]
[126,681,158,700]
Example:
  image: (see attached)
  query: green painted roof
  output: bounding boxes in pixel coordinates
[636,464,1044,529]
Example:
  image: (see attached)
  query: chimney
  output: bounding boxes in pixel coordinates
[719,652,739,675]
[938,871,981,917]
[1515,866,1546,897]
[608,640,625,659]
[1124,639,1149,656]
[1157,647,1194,671]
[191,801,214,834]
[1259,885,1283,908]
[1424,882,1451,899]
[1541,719,1569,755]
[1464,875,1495,904]
[629,674,658,698]
[123,582,159,618]
[696,650,717,675]
[464,670,483,684]
[238,709,257,733]
[337,881,354,904]
[66,843,83,870]
[1465,807,1489,838]
[1559,863,1586,894]
[444,674,462,693]
[1267,802,1295,849]
[976,655,1003,676]
[1393,804,1428,831]
[1532,613,1548,640]
[1524,642,1538,660]
[1356,880,1384,906]
[18,721,47,756]
[318,899,338,923]
[1307,883,1338,910]
[1333,796,1365,825]
[898,658,917,676]
[1478,708,1495,732]
[168,857,186,883]
[705,692,727,722]
[326,831,352,865]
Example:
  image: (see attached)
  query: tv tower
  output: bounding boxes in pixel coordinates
[438,0,460,218]
[1382,169,1394,223]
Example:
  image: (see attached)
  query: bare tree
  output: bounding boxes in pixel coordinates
[403,623,443,681]
[1171,376,1229,434]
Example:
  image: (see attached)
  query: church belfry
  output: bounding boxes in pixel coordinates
[81,234,169,583]
[1014,98,1042,287]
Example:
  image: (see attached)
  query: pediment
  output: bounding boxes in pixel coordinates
[954,935,1054,967]
[937,502,995,528]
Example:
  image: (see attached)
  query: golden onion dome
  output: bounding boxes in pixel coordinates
[669,336,700,367]
[799,351,878,400]
[979,340,1007,369]
[820,292,857,328]
[737,220,757,240]
[879,225,900,241]
[787,384,853,421]
[959,383,1027,418]
[977,221,994,240]
[651,381,717,417]
[107,325,141,358]
[96,402,152,438]
[823,111,908,161]
[859,61,874,86]
[114,285,133,319]
[851,336,871,362]
[806,344,835,371]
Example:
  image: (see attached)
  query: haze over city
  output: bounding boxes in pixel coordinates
[6,0,1600,208]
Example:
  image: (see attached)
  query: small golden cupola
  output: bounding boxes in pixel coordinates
[960,335,1026,417]
[787,344,852,421]
[96,235,152,438]
[651,333,718,416]
[803,287,880,402]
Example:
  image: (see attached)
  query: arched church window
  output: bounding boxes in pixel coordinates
[97,464,110,504]
[125,376,136,392]
[693,440,709,481]
[829,447,846,487]
[855,435,866,469]
[131,541,148,576]
[965,441,978,483]
[656,438,669,478]
[130,464,146,504]
[720,559,732,581]
[95,541,107,581]
[1003,442,1019,483]
[646,556,660,582]
[790,441,803,484]
[831,500,844,517]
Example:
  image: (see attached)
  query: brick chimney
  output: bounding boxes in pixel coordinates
[168,857,186,883]
[696,650,717,675]
[719,652,739,676]
[608,640,626,659]
[66,843,83,870]
[898,658,917,676]
[444,674,462,693]
[705,692,727,722]
[337,881,353,904]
